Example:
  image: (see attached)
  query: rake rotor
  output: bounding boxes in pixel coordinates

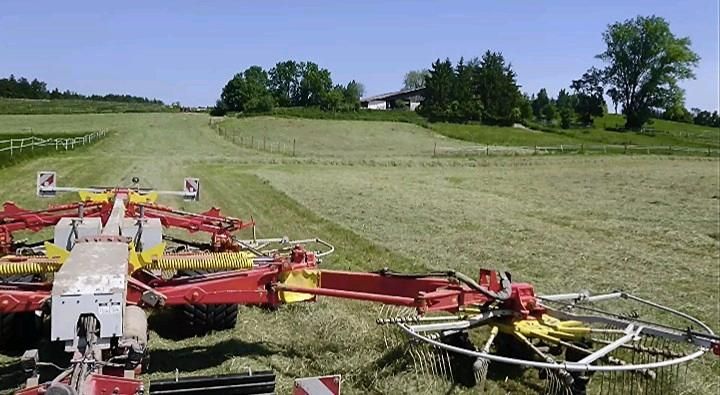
[375,289,718,394]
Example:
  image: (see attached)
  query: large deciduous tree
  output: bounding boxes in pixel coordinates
[297,62,333,106]
[403,69,430,90]
[596,15,699,129]
[268,61,301,107]
[221,66,274,113]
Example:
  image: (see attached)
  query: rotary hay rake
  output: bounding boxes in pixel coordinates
[0,172,717,395]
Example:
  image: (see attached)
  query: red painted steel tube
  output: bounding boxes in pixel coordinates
[277,284,417,306]
[0,289,50,313]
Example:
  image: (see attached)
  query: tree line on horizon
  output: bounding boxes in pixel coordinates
[0,74,165,105]
[214,60,364,115]
[406,15,717,129]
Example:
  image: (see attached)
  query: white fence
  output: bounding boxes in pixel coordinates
[434,143,720,157]
[0,129,107,156]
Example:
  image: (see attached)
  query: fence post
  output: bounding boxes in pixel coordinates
[646,147,650,154]
[560,144,564,153]
[293,138,296,157]
[9,139,13,156]
[241,136,244,146]
[709,147,712,157]
[263,136,266,151]
[433,142,437,157]
[31,131,34,152]
[534,145,537,155]
[580,144,584,153]
[55,139,59,150]
[486,146,489,156]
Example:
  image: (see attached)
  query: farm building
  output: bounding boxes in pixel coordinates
[360,87,426,110]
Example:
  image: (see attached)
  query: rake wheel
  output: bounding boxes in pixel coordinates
[378,290,717,394]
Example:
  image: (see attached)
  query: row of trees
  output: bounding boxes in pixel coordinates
[687,109,720,127]
[0,75,164,104]
[412,52,607,128]
[418,51,523,125]
[528,68,607,129]
[411,16,710,131]
[216,60,364,114]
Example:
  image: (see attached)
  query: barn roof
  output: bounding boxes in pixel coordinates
[360,87,426,103]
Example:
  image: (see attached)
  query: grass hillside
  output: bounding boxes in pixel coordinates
[0,113,717,394]
[0,98,175,115]
[218,116,470,158]
[241,108,719,151]
[433,114,719,149]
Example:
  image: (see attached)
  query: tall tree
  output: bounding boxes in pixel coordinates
[297,62,332,106]
[268,60,301,107]
[556,88,574,110]
[343,80,364,110]
[596,15,699,129]
[542,103,557,122]
[519,94,533,120]
[453,58,482,121]
[531,89,550,119]
[473,51,521,125]
[220,66,274,113]
[418,59,455,121]
[403,69,430,90]
[571,68,606,126]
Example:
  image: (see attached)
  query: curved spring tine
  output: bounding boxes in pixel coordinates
[433,345,449,379]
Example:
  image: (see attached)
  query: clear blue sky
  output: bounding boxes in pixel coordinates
[1,1,718,109]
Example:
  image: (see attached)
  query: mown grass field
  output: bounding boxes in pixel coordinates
[233,109,719,151]
[0,98,174,115]
[0,113,718,394]
[435,114,719,149]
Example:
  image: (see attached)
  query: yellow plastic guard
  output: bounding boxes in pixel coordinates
[279,269,320,303]
[128,242,166,273]
[499,314,590,345]
[78,191,113,203]
[44,242,70,263]
[129,191,158,204]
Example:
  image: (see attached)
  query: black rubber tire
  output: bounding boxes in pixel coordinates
[175,270,238,335]
[0,275,43,350]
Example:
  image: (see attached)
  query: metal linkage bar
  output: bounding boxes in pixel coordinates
[0,201,110,253]
[129,203,253,236]
[276,269,519,313]
[577,324,642,364]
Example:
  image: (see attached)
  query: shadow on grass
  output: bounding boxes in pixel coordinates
[147,339,274,374]
[0,340,68,394]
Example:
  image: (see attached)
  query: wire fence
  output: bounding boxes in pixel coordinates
[212,122,297,156]
[0,129,108,156]
[433,142,720,157]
